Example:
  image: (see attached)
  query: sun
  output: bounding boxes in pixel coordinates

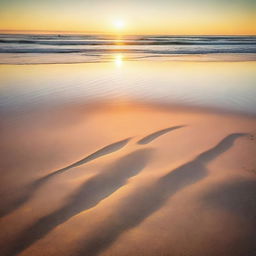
[113,19,125,30]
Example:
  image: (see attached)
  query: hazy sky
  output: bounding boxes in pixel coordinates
[0,0,255,34]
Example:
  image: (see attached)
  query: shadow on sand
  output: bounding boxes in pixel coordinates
[0,138,131,219]
[1,124,184,219]
[4,148,153,256]
[202,178,256,256]
[137,125,185,145]
[73,133,247,256]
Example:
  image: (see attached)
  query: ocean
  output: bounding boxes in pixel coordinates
[0,34,256,115]
[0,34,256,64]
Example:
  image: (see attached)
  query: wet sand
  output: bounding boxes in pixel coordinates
[0,101,256,256]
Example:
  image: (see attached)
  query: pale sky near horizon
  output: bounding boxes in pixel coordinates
[0,0,255,35]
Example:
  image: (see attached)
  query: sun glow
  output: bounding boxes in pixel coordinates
[0,1,255,35]
[113,20,125,30]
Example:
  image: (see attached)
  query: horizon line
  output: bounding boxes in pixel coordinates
[0,29,255,37]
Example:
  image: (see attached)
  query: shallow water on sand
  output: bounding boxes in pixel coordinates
[0,59,256,115]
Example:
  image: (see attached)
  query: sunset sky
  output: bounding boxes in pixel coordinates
[0,0,255,35]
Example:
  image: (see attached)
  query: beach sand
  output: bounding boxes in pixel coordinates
[0,101,256,256]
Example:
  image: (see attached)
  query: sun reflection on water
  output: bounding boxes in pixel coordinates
[114,54,124,67]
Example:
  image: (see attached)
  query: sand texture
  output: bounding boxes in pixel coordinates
[0,102,256,256]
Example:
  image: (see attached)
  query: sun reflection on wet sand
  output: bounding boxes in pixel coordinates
[114,54,124,67]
